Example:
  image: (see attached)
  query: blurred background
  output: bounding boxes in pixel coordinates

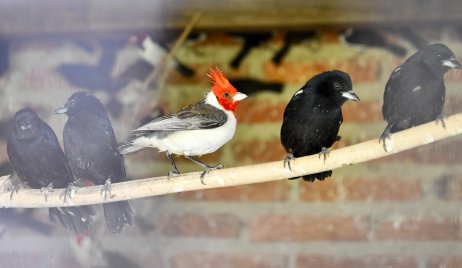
[1,0,462,267]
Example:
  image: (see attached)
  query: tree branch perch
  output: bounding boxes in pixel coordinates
[2,113,462,208]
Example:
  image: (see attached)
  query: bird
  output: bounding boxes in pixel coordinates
[380,43,461,151]
[55,92,135,233]
[7,108,95,234]
[280,70,360,182]
[118,67,247,184]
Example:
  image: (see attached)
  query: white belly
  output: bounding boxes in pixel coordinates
[133,113,236,156]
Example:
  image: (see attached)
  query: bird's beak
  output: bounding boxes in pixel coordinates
[441,57,462,69]
[342,90,360,102]
[54,106,68,114]
[233,92,248,101]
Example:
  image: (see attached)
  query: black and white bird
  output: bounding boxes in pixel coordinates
[55,92,134,233]
[118,68,247,184]
[380,43,461,151]
[7,108,95,234]
[281,71,360,182]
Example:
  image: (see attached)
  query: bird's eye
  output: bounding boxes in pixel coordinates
[333,82,341,90]
[436,53,442,58]
[223,92,230,98]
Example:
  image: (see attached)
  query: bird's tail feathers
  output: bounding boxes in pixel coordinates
[103,201,135,233]
[288,170,333,182]
[49,205,95,234]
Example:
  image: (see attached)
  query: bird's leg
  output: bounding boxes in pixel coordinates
[100,178,112,200]
[40,183,54,202]
[318,147,330,162]
[283,152,296,172]
[379,124,393,152]
[435,113,446,129]
[9,182,28,201]
[184,155,223,185]
[166,151,180,179]
[60,182,77,205]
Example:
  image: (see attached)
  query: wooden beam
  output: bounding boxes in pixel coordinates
[0,0,461,35]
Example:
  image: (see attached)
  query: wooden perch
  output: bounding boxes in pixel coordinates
[1,113,462,208]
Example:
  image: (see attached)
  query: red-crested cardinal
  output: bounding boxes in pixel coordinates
[118,67,247,183]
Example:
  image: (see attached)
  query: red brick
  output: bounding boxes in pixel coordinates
[235,100,285,124]
[177,181,290,202]
[159,213,241,238]
[372,139,462,165]
[376,216,461,240]
[299,179,340,201]
[428,256,462,268]
[343,177,421,201]
[250,215,370,241]
[233,140,287,164]
[342,100,383,123]
[263,57,382,84]
[171,252,288,268]
[296,255,417,268]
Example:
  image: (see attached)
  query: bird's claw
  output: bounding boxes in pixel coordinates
[9,182,28,201]
[200,164,223,185]
[318,147,329,162]
[40,183,54,202]
[60,183,77,205]
[379,125,393,152]
[100,178,112,200]
[283,153,295,172]
[167,170,180,179]
[436,114,446,129]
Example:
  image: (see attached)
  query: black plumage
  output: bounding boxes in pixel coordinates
[280,71,359,182]
[380,43,461,150]
[55,92,134,233]
[7,108,95,234]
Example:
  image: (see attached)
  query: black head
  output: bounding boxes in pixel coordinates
[55,91,106,117]
[420,43,461,75]
[308,70,360,105]
[12,108,42,141]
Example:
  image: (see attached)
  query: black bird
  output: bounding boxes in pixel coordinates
[55,92,134,233]
[280,71,360,182]
[229,79,283,96]
[229,32,272,69]
[380,43,461,150]
[7,108,95,233]
[342,28,407,57]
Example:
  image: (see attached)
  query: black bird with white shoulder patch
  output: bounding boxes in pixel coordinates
[380,43,461,151]
[55,92,134,233]
[7,108,95,234]
[281,70,360,182]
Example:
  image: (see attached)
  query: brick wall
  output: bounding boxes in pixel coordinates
[1,27,462,268]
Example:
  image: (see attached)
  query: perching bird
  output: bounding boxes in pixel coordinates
[118,68,247,184]
[7,108,95,233]
[281,71,360,182]
[380,43,461,150]
[55,92,134,233]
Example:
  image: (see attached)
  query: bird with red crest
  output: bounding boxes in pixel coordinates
[118,67,247,184]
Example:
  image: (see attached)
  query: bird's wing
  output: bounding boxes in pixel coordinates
[134,101,227,132]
